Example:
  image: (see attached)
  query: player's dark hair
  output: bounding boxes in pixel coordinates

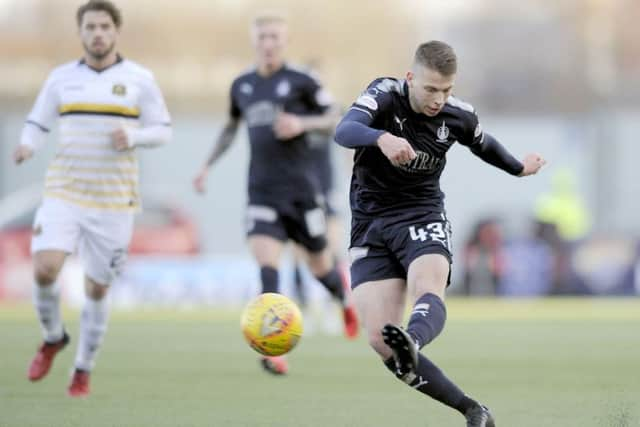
[413,41,457,76]
[76,0,122,28]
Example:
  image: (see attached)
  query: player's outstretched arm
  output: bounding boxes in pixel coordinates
[468,133,545,177]
[193,119,240,194]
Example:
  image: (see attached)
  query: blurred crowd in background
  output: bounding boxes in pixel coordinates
[1,0,639,304]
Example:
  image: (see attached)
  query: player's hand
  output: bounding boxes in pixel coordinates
[193,168,209,194]
[273,112,304,140]
[519,153,546,177]
[110,128,132,151]
[376,133,417,167]
[13,145,34,165]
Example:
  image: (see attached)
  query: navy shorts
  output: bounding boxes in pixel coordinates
[349,211,452,288]
[246,193,328,253]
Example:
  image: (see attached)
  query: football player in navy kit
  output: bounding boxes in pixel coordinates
[335,41,545,426]
[193,15,358,375]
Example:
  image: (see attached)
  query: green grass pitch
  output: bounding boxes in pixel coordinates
[1,298,638,427]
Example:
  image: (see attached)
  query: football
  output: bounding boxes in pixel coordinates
[240,292,304,356]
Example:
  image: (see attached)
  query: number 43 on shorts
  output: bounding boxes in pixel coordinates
[409,222,451,249]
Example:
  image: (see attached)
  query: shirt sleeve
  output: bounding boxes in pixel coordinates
[457,108,485,148]
[456,107,523,175]
[26,72,59,133]
[229,82,242,120]
[334,78,394,148]
[346,78,394,123]
[21,72,59,150]
[138,74,171,127]
[302,73,334,113]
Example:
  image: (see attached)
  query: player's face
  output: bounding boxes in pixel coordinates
[79,11,119,61]
[252,22,287,70]
[407,66,455,117]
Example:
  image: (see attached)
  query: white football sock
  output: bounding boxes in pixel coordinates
[74,297,109,372]
[33,281,64,342]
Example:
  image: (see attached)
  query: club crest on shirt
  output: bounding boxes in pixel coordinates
[276,79,291,97]
[436,121,449,143]
[112,84,127,96]
[33,224,42,236]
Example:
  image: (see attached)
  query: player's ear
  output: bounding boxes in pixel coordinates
[406,71,414,87]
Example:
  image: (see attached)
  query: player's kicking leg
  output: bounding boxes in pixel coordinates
[28,250,70,381]
[352,255,494,426]
[391,253,494,426]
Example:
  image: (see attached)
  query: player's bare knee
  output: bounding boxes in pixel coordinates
[253,251,278,267]
[85,278,109,300]
[410,276,446,301]
[34,262,61,286]
[307,250,332,277]
[87,285,109,300]
[408,266,448,300]
[249,237,283,266]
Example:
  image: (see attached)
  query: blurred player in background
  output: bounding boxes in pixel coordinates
[193,14,358,375]
[335,41,546,426]
[13,0,171,397]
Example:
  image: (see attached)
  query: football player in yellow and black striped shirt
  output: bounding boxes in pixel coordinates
[13,0,171,397]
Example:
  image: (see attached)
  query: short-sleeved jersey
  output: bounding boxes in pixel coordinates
[347,77,484,218]
[26,56,171,212]
[229,64,333,199]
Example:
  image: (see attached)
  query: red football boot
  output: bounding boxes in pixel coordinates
[260,356,288,375]
[338,262,359,339]
[68,369,90,397]
[28,332,69,381]
[342,305,359,339]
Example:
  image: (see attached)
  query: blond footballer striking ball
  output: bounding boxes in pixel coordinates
[241,293,303,356]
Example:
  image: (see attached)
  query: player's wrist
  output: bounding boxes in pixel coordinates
[19,142,36,152]
[123,128,138,147]
[375,132,392,148]
[296,116,309,132]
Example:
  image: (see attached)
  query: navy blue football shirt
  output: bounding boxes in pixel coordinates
[337,77,485,218]
[229,64,333,199]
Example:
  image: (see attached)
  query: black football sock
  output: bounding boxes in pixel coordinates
[390,353,477,415]
[316,268,345,304]
[260,266,279,294]
[293,263,308,307]
[407,293,447,349]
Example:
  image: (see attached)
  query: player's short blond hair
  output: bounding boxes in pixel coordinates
[252,13,287,28]
[414,41,457,76]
